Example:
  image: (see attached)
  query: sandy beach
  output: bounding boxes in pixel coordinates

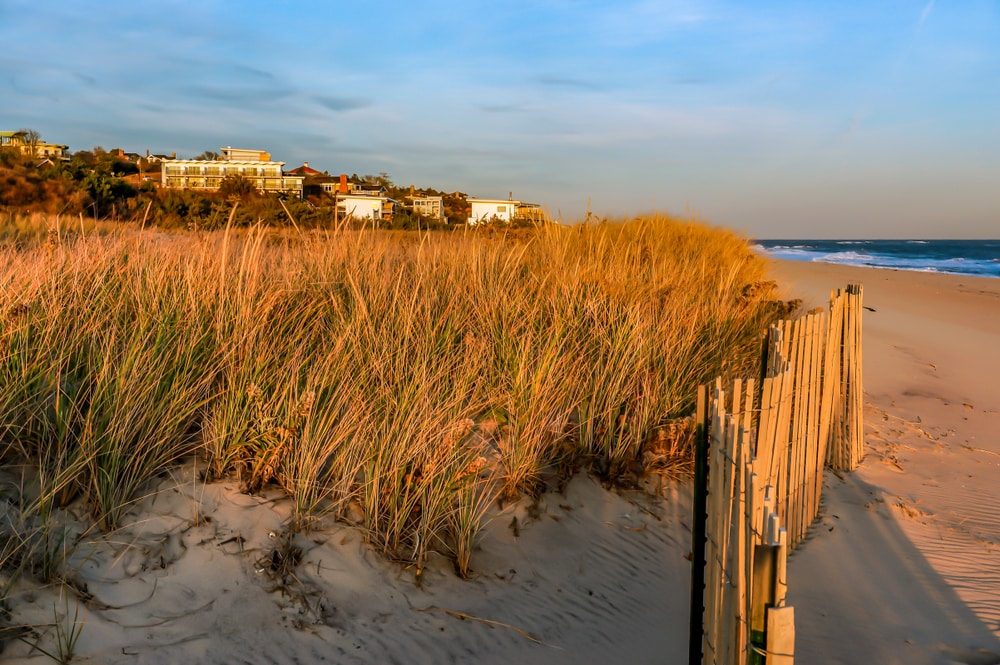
[5,257,1000,664]
[771,259,1000,665]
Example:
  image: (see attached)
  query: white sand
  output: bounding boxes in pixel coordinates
[3,470,694,664]
[5,259,1000,664]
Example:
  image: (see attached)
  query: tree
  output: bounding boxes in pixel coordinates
[194,150,220,161]
[15,128,41,157]
[219,174,257,199]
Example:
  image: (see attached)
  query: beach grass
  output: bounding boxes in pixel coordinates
[0,213,788,589]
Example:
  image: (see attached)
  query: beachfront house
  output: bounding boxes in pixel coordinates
[338,193,385,221]
[408,195,444,220]
[161,146,304,197]
[468,197,518,225]
[0,131,69,159]
[467,196,547,225]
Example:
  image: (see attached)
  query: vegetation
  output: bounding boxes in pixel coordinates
[0,144,475,229]
[0,213,791,612]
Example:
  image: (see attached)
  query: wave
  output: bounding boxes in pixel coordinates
[754,244,1000,278]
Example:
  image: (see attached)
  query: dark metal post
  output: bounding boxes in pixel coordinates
[688,384,710,665]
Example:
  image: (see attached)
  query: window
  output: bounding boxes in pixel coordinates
[497,205,506,213]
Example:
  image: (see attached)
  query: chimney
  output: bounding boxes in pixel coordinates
[171,151,176,159]
[339,174,348,194]
[303,162,309,168]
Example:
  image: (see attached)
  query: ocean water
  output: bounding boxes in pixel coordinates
[754,239,1000,279]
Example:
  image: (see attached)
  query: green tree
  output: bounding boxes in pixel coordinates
[219,174,257,199]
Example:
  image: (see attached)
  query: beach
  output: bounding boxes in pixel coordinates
[5,256,1000,664]
[771,259,1000,665]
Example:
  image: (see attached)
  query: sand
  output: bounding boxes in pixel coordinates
[4,259,1000,664]
[771,259,1000,665]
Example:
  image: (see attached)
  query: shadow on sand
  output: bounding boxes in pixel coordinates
[788,472,1000,665]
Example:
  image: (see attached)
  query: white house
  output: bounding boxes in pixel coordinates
[468,197,519,225]
[409,195,444,220]
[338,194,384,221]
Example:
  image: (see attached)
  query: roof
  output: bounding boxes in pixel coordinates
[468,197,521,205]
[286,163,323,176]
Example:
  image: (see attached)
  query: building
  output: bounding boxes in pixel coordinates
[286,165,359,199]
[408,195,444,220]
[338,193,385,221]
[468,197,519,225]
[515,202,547,223]
[0,131,69,159]
[161,146,303,197]
[467,196,548,225]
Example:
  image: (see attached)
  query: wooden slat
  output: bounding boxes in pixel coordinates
[766,606,795,665]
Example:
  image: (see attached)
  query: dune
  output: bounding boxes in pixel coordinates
[7,255,1000,665]
[3,470,695,664]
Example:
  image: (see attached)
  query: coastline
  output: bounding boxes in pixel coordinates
[769,259,1000,664]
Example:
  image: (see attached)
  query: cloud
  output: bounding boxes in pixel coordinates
[918,0,935,28]
[477,104,529,113]
[73,72,97,87]
[231,64,276,81]
[314,95,372,112]
[534,75,598,90]
[182,84,295,105]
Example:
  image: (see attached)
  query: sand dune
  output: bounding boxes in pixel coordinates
[5,258,1000,664]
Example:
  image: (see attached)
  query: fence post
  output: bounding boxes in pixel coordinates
[689,384,710,665]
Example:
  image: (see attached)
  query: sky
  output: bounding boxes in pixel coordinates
[1,0,998,238]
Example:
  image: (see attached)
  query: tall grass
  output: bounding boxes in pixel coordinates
[0,213,788,586]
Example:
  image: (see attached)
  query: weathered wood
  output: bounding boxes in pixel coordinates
[696,285,861,664]
[765,606,795,665]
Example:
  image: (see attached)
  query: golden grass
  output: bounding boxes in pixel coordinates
[0,213,788,587]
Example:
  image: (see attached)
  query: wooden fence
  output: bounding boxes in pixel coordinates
[690,284,864,665]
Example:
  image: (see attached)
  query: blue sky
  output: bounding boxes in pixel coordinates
[2,0,998,237]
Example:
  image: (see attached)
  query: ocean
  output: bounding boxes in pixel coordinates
[753,239,1000,279]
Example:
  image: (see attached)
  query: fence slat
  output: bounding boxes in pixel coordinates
[695,284,862,665]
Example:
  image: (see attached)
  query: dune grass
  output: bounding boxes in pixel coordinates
[0,213,789,590]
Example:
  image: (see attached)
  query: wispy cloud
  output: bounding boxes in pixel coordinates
[314,95,372,112]
[534,75,599,90]
[477,104,529,113]
[918,0,935,28]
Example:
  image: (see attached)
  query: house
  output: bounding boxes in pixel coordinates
[161,146,303,197]
[144,151,177,163]
[286,169,367,199]
[408,195,444,220]
[1,131,69,159]
[514,202,547,223]
[285,162,324,177]
[468,196,548,225]
[467,197,519,225]
[337,193,385,221]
